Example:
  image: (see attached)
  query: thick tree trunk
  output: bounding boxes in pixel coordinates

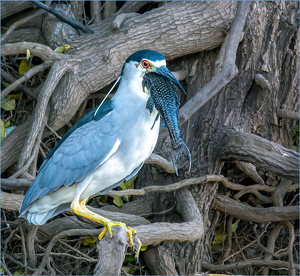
[137,1,299,274]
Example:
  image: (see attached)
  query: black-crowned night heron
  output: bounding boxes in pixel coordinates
[19,50,189,257]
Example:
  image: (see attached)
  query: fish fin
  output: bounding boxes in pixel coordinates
[171,141,191,175]
[146,97,154,114]
[151,114,160,130]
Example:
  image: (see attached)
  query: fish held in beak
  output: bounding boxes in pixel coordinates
[142,71,191,175]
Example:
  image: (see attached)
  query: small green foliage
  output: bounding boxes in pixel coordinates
[82,237,97,246]
[113,196,123,207]
[1,120,5,141]
[211,218,240,252]
[1,97,16,111]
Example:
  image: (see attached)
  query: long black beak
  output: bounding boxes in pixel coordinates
[155,66,186,94]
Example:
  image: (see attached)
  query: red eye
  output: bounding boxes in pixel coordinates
[142,60,150,68]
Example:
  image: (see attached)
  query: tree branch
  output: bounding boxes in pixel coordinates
[202,259,298,272]
[213,194,299,223]
[1,62,52,99]
[277,109,299,120]
[1,42,63,62]
[222,129,299,182]
[179,1,250,125]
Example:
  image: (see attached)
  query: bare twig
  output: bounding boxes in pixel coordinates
[1,62,52,99]
[0,260,12,276]
[253,224,287,258]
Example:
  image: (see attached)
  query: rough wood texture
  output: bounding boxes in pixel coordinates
[1,1,34,19]
[222,129,299,182]
[94,227,127,275]
[213,194,299,222]
[138,2,299,273]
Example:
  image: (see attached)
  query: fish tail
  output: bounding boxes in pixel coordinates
[171,140,191,175]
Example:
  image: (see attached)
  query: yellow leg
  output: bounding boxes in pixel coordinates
[71,195,141,254]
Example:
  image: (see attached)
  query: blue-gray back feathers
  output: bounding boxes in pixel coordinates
[19,100,116,214]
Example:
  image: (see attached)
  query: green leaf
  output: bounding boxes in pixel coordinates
[140,245,148,251]
[231,219,240,233]
[124,254,136,264]
[213,221,227,246]
[26,49,30,60]
[113,196,123,207]
[4,120,10,128]
[1,97,16,111]
[1,82,10,88]
[19,59,34,75]
[82,237,97,246]
[293,145,298,151]
[1,120,5,141]
[54,44,71,53]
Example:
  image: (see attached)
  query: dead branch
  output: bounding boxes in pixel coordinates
[145,153,175,174]
[262,223,284,275]
[1,2,50,44]
[1,178,32,190]
[1,42,63,62]
[94,227,128,275]
[234,161,265,185]
[112,13,139,29]
[178,1,250,125]
[222,129,299,182]
[253,224,287,258]
[34,220,204,275]
[1,69,38,99]
[213,194,299,223]
[1,192,24,211]
[277,109,299,120]
[202,259,298,272]
[1,62,52,99]
[17,62,69,169]
[1,1,34,20]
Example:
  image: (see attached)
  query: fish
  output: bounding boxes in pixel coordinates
[142,72,191,175]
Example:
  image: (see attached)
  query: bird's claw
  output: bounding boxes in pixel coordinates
[98,220,138,251]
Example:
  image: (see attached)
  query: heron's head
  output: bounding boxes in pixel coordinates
[121,50,185,94]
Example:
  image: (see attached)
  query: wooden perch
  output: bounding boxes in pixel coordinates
[222,129,299,182]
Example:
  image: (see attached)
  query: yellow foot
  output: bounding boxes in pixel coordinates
[98,220,135,248]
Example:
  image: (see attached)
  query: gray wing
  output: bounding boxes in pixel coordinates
[19,115,119,213]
